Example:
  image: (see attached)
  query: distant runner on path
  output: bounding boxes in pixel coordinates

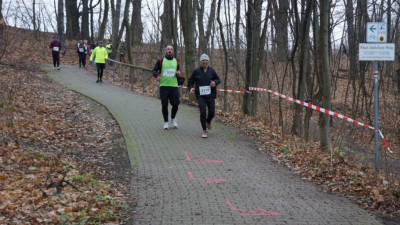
[49,35,61,70]
[152,44,182,130]
[77,39,88,68]
[188,53,220,138]
[90,41,108,83]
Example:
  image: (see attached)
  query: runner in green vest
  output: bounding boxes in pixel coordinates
[106,40,112,54]
[152,44,181,130]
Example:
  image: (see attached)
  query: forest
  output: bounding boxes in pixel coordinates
[0,0,400,224]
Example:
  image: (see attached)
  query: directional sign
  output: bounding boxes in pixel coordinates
[366,22,387,43]
[359,43,394,61]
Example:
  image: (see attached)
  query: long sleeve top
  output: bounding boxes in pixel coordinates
[49,40,62,54]
[188,66,221,99]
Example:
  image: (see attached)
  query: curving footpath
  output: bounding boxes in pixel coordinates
[45,64,381,225]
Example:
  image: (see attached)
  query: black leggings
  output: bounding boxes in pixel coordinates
[52,52,59,67]
[160,87,180,122]
[197,96,215,131]
[96,63,105,80]
[79,53,86,67]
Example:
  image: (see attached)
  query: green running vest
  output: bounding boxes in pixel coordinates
[160,58,178,87]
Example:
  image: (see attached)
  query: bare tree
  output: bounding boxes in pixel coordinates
[109,0,121,58]
[161,0,173,50]
[131,0,143,46]
[235,0,241,51]
[56,0,65,51]
[217,0,228,111]
[197,0,217,55]
[98,0,109,41]
[88,0,101,41]
[272,0,289,62]
[123,0,133,64]
[319,0,331,151]
[180,0,196,84]
[66,0,80,40]
[81,0,89,40]
[243,1,270,116]
[291,0,313,136]
[0,0,4,44]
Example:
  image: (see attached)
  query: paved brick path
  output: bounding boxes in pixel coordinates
[45,64,381,225]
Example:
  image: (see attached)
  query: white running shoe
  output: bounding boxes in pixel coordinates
[163,122,169,130]
[202,131,208,138]
[171,118,178,128]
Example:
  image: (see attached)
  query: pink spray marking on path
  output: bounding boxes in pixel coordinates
[225,201,281,216]
[184,151,224,164]
[188,172,229,183]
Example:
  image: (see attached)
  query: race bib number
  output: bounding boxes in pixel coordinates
[199,86,211,95]
[53,47,59,52]
[79,48,84,53]
[163,69,176,77]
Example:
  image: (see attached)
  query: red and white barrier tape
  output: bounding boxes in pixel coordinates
[179,86,250,94]
[249,87,392,153]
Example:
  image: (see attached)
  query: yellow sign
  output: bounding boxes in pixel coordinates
[379,36,384,41]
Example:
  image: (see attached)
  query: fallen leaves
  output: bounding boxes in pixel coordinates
[0,28,131,224]
[216,109,400,217]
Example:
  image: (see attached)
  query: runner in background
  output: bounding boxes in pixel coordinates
[49,35,61,70]
[84,40,90,65]
[188,54,221,138]
[90,41,108,83]
[77,40,88,68]
[119,42,125,62]
[90,41,96,68]
[106,40,112,54]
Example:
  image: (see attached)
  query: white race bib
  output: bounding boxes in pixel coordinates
[199,86,211,95]
[163,69,176,77]
[79,48,84,53]
[53,47,59,52]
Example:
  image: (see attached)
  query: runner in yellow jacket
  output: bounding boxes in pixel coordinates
[90,41,108,83]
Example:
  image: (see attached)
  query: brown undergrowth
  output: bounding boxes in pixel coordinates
[0,28,131,224]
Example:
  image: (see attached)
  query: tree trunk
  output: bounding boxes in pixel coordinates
[32,0,38,40]
[217,0,229,111]
[242,1,254,115]
[81,0,89,40]
[65,0,80,40]
[345,0,358,117]
[121,0,132,64]
[292,0,312,136]
[180,0,196,96]
[243,0,267,116]
[98,0,109,41]
[272,0,289,62]
[0,0,5,57]
[235,0,240,52]
[131,0,143,46]
[197,0,217,55]
[319,0,331,151]
[57,0,65,50]
[161,0,173,50]
[90,0,94,41]
[109,0,121,59]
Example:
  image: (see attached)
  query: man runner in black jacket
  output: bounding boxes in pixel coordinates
[188,54,221,138]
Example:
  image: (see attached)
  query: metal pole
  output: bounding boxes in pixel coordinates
[374,61,379,171]
[105,60,108,78]
[142,71,146,93]
[112,63,115,82]
[121,64,124,86]
[130,68,134,90]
